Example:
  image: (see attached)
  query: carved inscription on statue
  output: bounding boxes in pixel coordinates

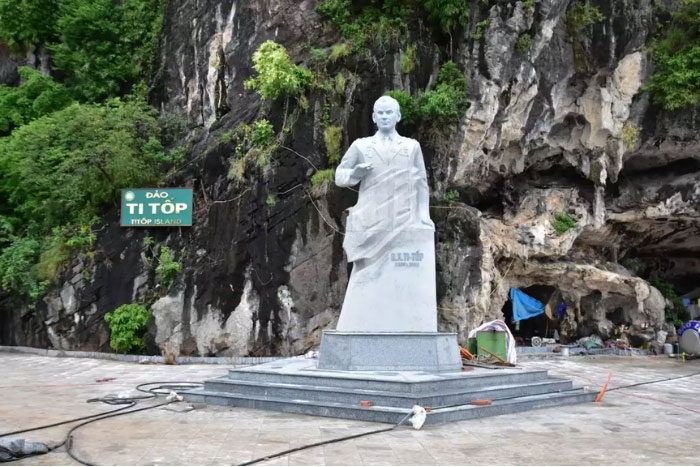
[391,250,424,267]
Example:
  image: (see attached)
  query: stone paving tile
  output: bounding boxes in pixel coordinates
[2,353,699,465]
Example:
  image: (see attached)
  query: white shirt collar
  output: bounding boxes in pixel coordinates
[375,130,399,142]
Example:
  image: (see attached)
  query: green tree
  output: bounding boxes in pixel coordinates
[0,67,73,134]
[0,0,58,49]
[51,0,166,101]
[419,0,470,33]
[0,235,45,302]
[0,98,166,234]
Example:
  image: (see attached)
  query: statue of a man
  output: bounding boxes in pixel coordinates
[335,96,437,332]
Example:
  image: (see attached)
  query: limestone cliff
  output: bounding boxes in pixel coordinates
[2,0,698,355]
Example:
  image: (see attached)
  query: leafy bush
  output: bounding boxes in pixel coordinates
[104,303,150,354]
[646,1,700,110]
[552,213,578,236]
[388,62,467,126]
[244,41,312,100]
[324,126,342,164]
[386,90,420,126]
[0,0,58,49]
[155,246,181,289]
[418,61,468,121]
[0,67,73,134]
[251,119,275,148]
[0,98,166,234]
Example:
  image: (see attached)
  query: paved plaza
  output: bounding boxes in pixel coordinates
[1,352,698,465]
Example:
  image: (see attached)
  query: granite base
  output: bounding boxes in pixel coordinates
[317,331,461,372]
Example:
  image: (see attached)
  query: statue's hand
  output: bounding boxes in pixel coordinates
[352,163,373,179]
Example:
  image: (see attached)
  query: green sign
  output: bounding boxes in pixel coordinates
[121,188,192,227]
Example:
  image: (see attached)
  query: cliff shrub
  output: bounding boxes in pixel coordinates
[515,33,532,54]
[621,122,640,151]
[401,44,417,74]
[104,303,151,354]
[552,213,577,236]
[386,90,420,126]
[316,0,469,50]
[473,19,489,40]
[388,61,467,126]
[0,67,73,134]
[329,43,352,62]
[443,190,460,202]
[245,41,312,100]
[646,0,700,110]
[155,246,181,289]
[251,119,275,148]
[324,126,342,164]
[565,3,604,73]
[418,61,468,121]
[311,169,335,187]
[34,221,98,286]
[565,4,604,34]
[316,0,412,49]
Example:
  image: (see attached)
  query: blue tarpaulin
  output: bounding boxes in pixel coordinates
[510,288,545,322]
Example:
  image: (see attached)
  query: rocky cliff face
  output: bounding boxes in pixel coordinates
[2,0,698,355]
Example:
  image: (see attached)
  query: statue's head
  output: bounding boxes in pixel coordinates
[372,96,401,132]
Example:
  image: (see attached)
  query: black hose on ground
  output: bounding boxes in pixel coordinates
[0,381,203,465]
[237,411,415,466]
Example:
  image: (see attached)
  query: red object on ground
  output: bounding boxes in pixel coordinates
[470,399,492,406]
[459,346,475,360]
[461,366,475,371]
[595,372,612,402]
[360,400,372,407]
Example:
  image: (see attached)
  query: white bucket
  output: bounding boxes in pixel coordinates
[561,347,569,357]
[663,343,673,354]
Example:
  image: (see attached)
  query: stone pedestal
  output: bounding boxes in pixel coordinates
[317,331,461,372]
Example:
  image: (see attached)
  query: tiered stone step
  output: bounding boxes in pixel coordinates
[182,358,596,424]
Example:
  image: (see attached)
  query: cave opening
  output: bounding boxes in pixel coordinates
[502,285,560,345]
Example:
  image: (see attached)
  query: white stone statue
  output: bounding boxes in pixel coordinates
[335,95,437,332]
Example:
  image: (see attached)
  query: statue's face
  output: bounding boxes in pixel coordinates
[372,101,401,132]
